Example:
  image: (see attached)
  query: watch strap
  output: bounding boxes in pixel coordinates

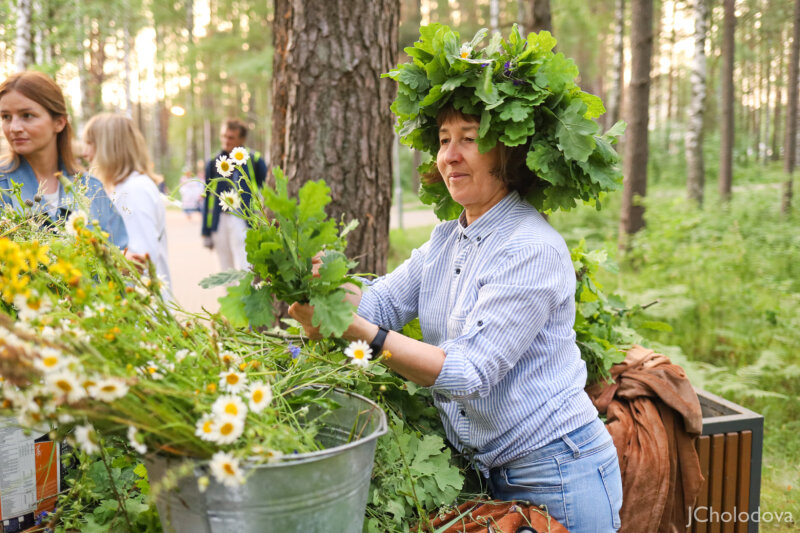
[368,325,390,356]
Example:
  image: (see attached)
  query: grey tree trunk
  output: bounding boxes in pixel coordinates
[685,0,708,206]
[122,0,133,118]
[782,0,800,213]
[490,0,499,33]
[719,0,735,202]
[270,0,399,276]
[522,0,553,35]
[606,0,625,131]
[772,34,784,162]
[619,0,653,247]
[14,0,33,71]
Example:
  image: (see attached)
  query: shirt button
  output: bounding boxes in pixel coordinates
[460,409,466,416]
[477,320,483,327]
[455,268,461,275]
[476,236,481,242]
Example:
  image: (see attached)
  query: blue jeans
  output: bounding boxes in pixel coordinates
[488,418,622,533]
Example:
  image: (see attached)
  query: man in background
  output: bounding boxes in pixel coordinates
[201,119,267,271]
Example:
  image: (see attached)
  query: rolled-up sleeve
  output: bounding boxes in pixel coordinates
[357,240,430,331]
[431,244,569,400]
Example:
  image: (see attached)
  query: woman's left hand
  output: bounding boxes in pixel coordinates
[287,302,323,340]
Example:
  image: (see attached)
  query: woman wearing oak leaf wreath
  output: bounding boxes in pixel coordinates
[289,45,623,533]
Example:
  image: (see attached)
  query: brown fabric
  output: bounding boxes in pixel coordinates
[424,500,570,533]
[586,344,704,533]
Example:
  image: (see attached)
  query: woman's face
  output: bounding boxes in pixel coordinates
[83,139,96,162]
[0,90,65,160]
[436,115,507,223]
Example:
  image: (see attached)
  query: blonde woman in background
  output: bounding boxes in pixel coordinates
[83,113,172,293]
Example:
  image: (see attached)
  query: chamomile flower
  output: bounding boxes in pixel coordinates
[13,291,51,322]
[33,347,70,373]
[209,451,245,487]
[45,370,87,403]
[175,349,192,363]
[140,361,164,380]
[246,382,272,413]
[74,424,100,455]
[219,190,241,212]
[344,340,372,368]
[127,425,147,454]
[219,350,241,367]
[195,414,217,441]
[460,44,472,58]
[218,370,247,393]
[212,395,247,419]
[229,147,250,165]
[215,156,234,177]
[65,210,89,236]
[211,415,245,444]
[88,377,129,402]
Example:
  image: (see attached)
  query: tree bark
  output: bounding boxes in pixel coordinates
[686,0,708,206]
[15,0,33,71]
[719,0,735,202]
[606,0,625,131]
[270,0,399,276]
[772,33,784,162]
[619,0,653,247]
[783,0,800,213]
[523,0,553,35]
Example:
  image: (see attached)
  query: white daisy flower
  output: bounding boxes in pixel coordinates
[139,361,164,380]
[65,210,89,236]
[74,424,100,455]
[45,370,87,403]
[344,340,372,368]
[88,377,129,402]
[195,414,217,441]
[215,156,234,177]
[33,347,70,373]
[212,395,247,419]
[229,147,250,165]
[127,426,147,454]
[246,382,272,413]
[211,415,244,445]
[218,190,241,212]
[264,449,284,464]
[175,349,191,363]
[218,370,247,393]
[460,43,472,58]
[218,351,241,367]
[13,292,51,322]
[209,451,245,487]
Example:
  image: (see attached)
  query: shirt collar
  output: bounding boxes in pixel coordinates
[457,191,521,243]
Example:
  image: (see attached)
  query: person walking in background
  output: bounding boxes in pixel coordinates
[179,160,205,220]
[201,118,267,271]
[0,71,128,248]
[83,113,172,294]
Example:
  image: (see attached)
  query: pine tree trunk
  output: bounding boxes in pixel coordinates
[523,0,553,35]
[619,0,653,246]
[606,0,625,131]
[14,0,33,71]
[489,0,499,33]
[719,0,735,202]
[270,0,399,276]
[686,0,707,206]
[665,0,678,153]
[782,0,800,213]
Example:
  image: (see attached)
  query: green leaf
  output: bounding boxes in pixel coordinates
[579,92,606,119]
[309,290,355,337]
[317,251,350,284]
[555,99,598,162]
[474,64,500,106]
[218,273,254,328]
[441,73,469,92]
[297,180,331,223]
[497,100,531,123]
[397,64,429,91]
[242,287,275,327]
[199,269,248,289]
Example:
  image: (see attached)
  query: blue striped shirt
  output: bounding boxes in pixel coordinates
[358,192,597,475]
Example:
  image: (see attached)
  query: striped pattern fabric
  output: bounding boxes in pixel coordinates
[358,192,597,475]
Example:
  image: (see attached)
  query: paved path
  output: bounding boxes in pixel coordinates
[166,204,439,314]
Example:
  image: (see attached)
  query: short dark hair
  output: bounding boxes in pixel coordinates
[224,118,248,140]
[423,107,542,198]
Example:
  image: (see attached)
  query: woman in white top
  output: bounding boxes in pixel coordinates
[83,113,172,294]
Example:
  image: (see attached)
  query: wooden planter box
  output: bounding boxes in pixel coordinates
[689,388,764,533]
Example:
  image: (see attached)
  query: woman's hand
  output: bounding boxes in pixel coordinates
[287,302,323,340]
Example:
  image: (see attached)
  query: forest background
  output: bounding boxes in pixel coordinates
[0,0,798,530]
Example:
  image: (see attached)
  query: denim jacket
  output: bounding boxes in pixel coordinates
[0,157,129,249]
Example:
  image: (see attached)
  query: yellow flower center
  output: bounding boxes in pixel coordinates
[56,380,72,393]
[461,51,468,58]
[226,374,239,385]
[43,356,59,367]
[224,404,238,416]
[101,384,117,393]
[252,390,263,403]
[238,362,247,371]
[219,422,234,436]
[223,463,235,475]
[202,420,213,433]
[354,349,365,360]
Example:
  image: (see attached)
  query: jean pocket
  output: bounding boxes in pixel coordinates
[502,458,563,493]
[599,453,623,530]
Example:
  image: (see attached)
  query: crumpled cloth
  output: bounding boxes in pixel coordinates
[586,345,704,533]
[424,500,570,533]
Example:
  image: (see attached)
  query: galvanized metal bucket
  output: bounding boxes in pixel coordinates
[147,387,387,533]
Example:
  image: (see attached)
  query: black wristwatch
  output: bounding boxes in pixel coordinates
[369,325,390,355]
